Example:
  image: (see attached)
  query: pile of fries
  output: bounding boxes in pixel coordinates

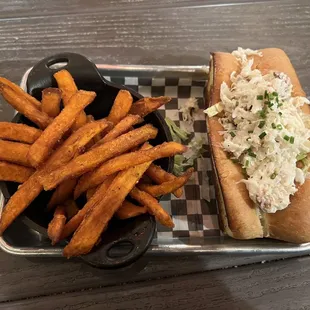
[0,70,193,258]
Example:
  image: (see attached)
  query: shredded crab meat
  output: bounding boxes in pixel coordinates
[211,47,310,213]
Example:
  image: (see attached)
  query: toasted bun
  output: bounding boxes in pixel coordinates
[207,48,310,243]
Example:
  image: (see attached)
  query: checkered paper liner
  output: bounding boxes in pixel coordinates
[104,75,220,243]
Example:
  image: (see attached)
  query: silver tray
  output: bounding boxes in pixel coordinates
[0,64,310,258]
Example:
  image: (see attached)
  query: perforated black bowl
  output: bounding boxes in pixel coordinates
[1,53,173,268]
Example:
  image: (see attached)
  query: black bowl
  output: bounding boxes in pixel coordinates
[1,53,173,268]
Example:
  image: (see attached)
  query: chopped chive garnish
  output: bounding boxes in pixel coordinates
[259,109,267,118]
[259,132,267,139]
[264,101,269,105]
[231,158,238,163]
[290,136,295,144]
[272,91,278,96]
[284,135,290,141]
[270,172,277,179]
[268,102,273,108]
[278,103,283,107]
[279,112,283,116]
[230,132,236,137]
[257,95,263,100]
[248,130,253,134]
[269,95,274,100]
[245,160,249,167]
[258,121,265,128]
[276,124,283,130]
[272,123,277,129]
[276,97,279,103]
[247,148,257,158]
[264,90,268,99]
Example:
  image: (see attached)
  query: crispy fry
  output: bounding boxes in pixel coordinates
[129,96,171,117]
[0,122,41,144]
[74,141,186,198]
[0,140,32,167]
[61,174,117,240]
[63,146,153,257]
[145,164,183,197]
[41,88,61,118]
[107,90,133,125]
[0,77,41,109]
[54,69,87,131]
[0,161,34,183]
[39,124,158,191]
[130,187,174,228]
[28,90,96,167]
[93,114,142,148]
[47,205,66,245]
[86,186,98,201]
[63,200,79,219]
[138,167,194,197]
[0,120,108,235]
[47,178,77,211]
[116,201,147,219]
[0,83,52,129]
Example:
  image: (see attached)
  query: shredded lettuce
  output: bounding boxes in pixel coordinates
[179,98,199,123]
[165,117,190,143]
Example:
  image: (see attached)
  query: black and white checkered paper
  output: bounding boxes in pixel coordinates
[104,75,220,242]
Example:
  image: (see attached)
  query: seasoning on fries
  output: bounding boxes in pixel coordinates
[0,122,41,144]
[129,96,171,117]
[41,88,62,118]
[74,141,187,198]
[28,90,96,167]
[116,201,147,220]
[0,161,34,183]
[47,205,66,245]
[0,140,32,167]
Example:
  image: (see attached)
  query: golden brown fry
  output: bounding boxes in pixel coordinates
[0,120,108,235]
[145,164,184,197]
[93,114,142,148]
[54,69,87,131]
[47,178,77,211]
[41,88,61,118]
[86,186,98,201]
[63,147,153,257]
[63,200,79,219]
[0,77,41,109]
[129,96,171,117]
[0,161,34,183]
[61,174,117,239]
[107,90,133,125]
[0,122,41,144]
[116,201,147,220]
[28,90,96,167]
[47,205,66,245]
[0,139,32,167]
[0,83,52,129]
[130,187,174,228]
[138,167,194,197]
[39,124,158,191]
[74,141,186,198]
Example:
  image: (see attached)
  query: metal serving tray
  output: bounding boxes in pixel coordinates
[0,64,310,258]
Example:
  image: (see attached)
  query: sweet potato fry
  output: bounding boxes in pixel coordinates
[116,201,147,220]
[130,187,174,228]
[93,114,142,147]
[0,140,32,167]
[28,90,96,167]
[64,200,79,219]
[47,205,66,245]
[0,161,34,183]
[61,174,117,240]
[107,90,133,125]
[86,186,98,201]
[0,77,41,109]
[47,178,77,211]
[74,141,186,198]
[0,122,41,144]
[129,96,171,117]
[138,167,194,197]
[54,69,87,131]
[145,164,183,197]
[39,124,158,191]
[63,147,153,257]
[0,83,52,129]
[0,120,108,235]
[41,88,61,118]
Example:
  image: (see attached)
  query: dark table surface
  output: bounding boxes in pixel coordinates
[1,0,310,309]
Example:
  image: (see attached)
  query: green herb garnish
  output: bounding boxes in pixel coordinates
[279,112,283,116]
[264,90,268,99]
[259,109,267,118]
[276,124,283,130]
[257,95,263,100]
[247,148,256,158]
[258,121,265,128]
[290,136,295,144]
[230,132,236,137]
[272,91,278,96]
[270,172,277,179]
[245,160,249,167]
[284,135,290,141]
[259,132,267,139]
[248,130,253,134]
[272,123,277,129]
